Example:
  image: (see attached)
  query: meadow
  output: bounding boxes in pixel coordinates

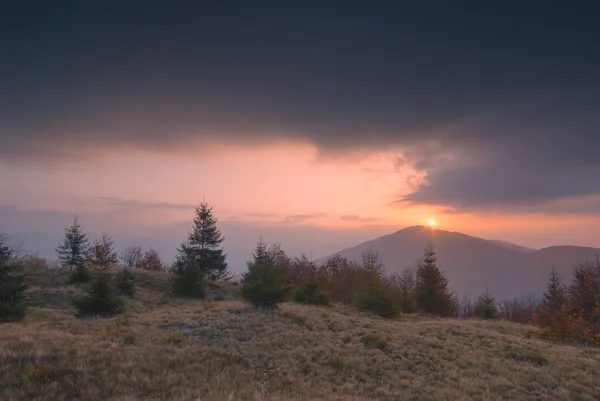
[1,265,599,400]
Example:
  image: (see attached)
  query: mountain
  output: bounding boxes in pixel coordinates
[486,239,536,253]
[315,226,600,300]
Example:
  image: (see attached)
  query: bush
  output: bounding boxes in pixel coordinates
[74,272,125,318]
[241,262,291,309]
[294,281,330,305]
[114,268,136,297]
[503,348,549,366]
[0,234,27,322]
[356,283,400,318]
[171,269,205,298]
[325,357,344,370]
[171,250,206,298]
[361,333,388,350]
[474,288,497,320]
[69,264,90,283]
[0,266,27,322]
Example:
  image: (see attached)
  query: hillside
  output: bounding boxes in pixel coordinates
[487,240,536,253]
[2,267,600,400]
[316,226,600,300]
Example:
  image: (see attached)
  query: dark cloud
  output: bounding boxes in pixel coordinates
[96,197,196,211]
[2,2,600,210]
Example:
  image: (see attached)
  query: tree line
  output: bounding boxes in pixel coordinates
[1,199,599,348]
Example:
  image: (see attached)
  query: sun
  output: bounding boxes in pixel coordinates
[428,218,436,227]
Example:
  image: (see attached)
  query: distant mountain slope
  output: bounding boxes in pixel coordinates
[487,239,536,253]
[316,226,600,300]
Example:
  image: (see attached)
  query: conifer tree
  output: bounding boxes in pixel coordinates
[415,242,453,316]
[74,272,125,317]
[171,243,206,298]
[474,286,497,320]
[568,261,600,337]
[56,217,89,271]
[241,239,291,309]
[175,201,231,283]
[0,233,27,322]
[540,268,567,312]
[114,267,136,297]
[87,234,118,270]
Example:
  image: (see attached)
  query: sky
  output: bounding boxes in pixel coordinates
[2,2,600,273]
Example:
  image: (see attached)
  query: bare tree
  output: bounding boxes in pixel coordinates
[362,247,384,276]
[87,234,118,270]
[120,245,143,269]
[142,248,165,271]
[453,294,474,319]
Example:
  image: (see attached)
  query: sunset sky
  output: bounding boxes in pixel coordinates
[2,2,599,270]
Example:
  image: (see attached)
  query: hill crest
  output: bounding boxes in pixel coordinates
[316,226,600,300]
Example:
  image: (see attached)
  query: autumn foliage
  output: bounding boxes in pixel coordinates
[533,259,600,345]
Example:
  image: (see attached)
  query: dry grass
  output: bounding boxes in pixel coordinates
[1,269,600,400]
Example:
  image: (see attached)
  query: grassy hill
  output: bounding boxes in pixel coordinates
[1,266,600,400]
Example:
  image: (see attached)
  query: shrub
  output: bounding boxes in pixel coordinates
[474,288,497,320]
[361,333,388,350]
[325,357,344,370]
[160,331,185,345]
[356,280,400,318]
[0,234,27,322]
[503,348,549,366]
[0,279,27,322]
[241,240,292,309]
[171,249,206,298]
[74,272,125,318]
[114,268,136,297]
[294,281,330,305]
[69,264,90,283]
[242,262,291,309]
[0,266,28,322]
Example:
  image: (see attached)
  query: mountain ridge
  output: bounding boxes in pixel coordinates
[316,225,600,300]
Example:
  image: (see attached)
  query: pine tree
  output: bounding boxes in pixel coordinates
[114,268,136,297]
[174,201,232,284]
[56,217,89,271]
[540,268,567,312]
[171,243,206,298]
[0,232,12,262]
[415,242,453,316]
[87,234,118,271]
[568,261,600,337]
[74,272,125,318]
[241,239,291,309]
[532,269,581,340]
[474,286,497,320]
[0,233,27,322]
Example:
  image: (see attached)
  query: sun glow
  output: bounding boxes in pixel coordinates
[428,218,436,227]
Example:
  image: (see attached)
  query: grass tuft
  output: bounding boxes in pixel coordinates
[361,333,388,350]
[503,348,549,366]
